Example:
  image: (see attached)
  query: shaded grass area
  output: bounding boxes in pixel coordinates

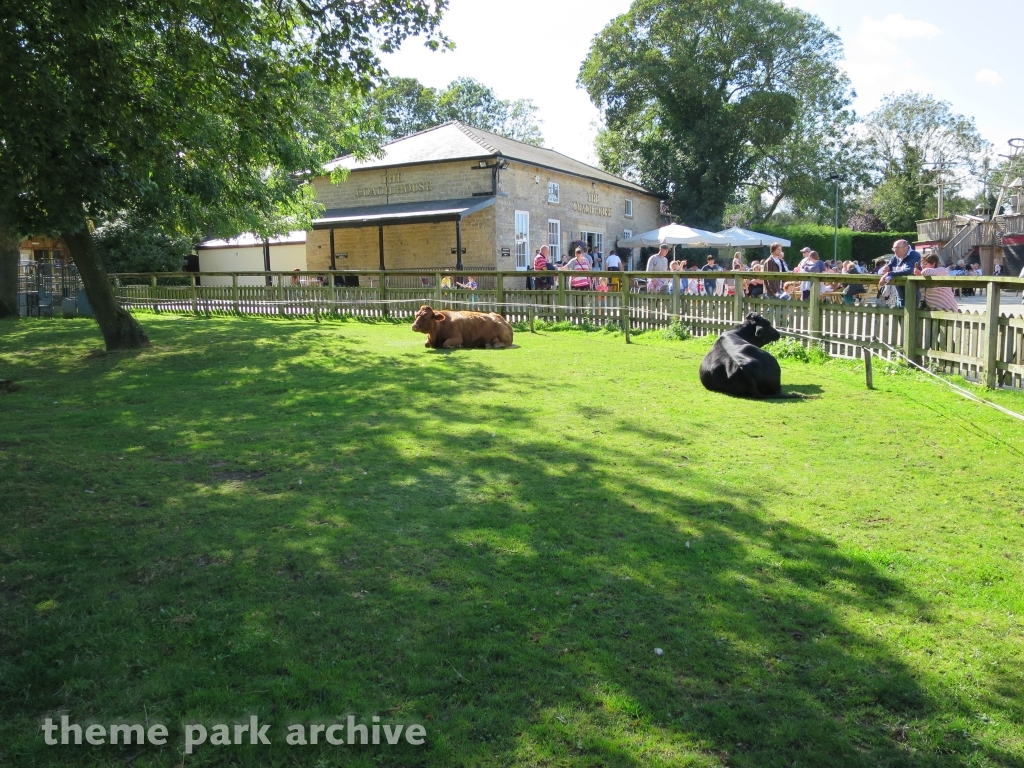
[1,315,1023,768]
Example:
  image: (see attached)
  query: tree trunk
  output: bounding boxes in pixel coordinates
[62,230,149,350]
[0,220,19,319]
[758,192,786,225]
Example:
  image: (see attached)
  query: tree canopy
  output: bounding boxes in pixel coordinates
[579,0,846,229]
[0,0,447,347]
[862,92,988,228]
[366,76,543,146]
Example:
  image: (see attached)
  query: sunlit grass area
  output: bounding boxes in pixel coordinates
[1,315,1023,767]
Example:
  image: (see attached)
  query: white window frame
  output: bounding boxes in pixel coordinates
[514,210,530,271]
[623,229,632,239]
[624,199,633,217]
[547,220,561,262]
[548,182,560,204]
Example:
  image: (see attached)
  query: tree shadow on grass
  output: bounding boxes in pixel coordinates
[1,319,1020,768]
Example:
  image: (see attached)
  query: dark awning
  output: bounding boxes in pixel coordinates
[312,196,496,230]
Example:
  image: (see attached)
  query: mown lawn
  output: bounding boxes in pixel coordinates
[1,314,1023,768]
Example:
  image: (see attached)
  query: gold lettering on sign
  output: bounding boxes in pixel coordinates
[571,200,612,217]
[587,191,599,203]
[354,171,433,198]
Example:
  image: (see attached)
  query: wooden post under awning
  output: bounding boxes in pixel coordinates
[455,217,463,271]
[378,226,385,271]
[329,229,336,270]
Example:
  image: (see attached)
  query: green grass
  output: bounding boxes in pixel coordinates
[1,315,1023,768]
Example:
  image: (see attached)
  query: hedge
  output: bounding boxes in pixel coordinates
[757,225,918,267]
[850,231,917,263]
[758,224,851,267]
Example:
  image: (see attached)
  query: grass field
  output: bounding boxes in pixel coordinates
[1,315,1023,768]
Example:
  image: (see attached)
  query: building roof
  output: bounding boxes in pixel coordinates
[197,231,307,249]
[324,122,656,196]
[312,197,496,229]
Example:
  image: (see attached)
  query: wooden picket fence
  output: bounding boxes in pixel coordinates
[110,270,1024,390]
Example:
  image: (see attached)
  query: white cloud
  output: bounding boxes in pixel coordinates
[841,14,943,110]
[974,68,1003,85]
[861,13,941,40]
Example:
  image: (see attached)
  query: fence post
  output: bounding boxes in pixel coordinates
[557,271,566,323]
[733,274,744,322]
[435,272,442,307]
[232,274,239,314]
[496,272,505,316]
[277,274,285,316]
[621,271,631,343]
[983,280,1001,388]
[150,275,158,313]
[379,271,388,319]
[529,302,535,333]
[808,275,822,343]
[863,346,874,389]
[672,275,680,320]
[902,278,918,363]
[190,273,198,315]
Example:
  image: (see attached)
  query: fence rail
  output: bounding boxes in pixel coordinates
[107,269,1024,390]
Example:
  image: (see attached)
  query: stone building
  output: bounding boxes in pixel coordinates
[306,122,661,274]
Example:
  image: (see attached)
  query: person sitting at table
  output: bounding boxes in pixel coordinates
[746,261,764,297]
[915,253,960,312]
[840,261,866,305]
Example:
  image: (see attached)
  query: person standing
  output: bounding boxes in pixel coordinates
[646,243,670,293]
[731,252,745,271]
[700,255,722,295]
[798,249,827,301]
[533,246,553,289]
[762,242,788,297]
[563,247,592,290]
[878,239,922,307]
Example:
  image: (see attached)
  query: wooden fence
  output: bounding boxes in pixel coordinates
[109,270,1024,390]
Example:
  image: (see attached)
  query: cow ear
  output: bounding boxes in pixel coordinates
[754,325,765,339]
[433,312,446,321]
[746,312,758,321]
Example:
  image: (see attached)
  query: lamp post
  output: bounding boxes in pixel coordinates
[829,173,847,266]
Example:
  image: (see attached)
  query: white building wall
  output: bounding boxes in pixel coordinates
[198,243,307,286]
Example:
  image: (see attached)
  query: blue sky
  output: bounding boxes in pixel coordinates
[380,0,1023,165]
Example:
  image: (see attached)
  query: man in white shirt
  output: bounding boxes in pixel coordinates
[605,251,622,271]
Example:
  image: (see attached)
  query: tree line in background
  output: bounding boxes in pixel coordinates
[579,0,1009,234]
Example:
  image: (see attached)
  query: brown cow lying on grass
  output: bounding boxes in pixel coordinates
[411,305,514,349]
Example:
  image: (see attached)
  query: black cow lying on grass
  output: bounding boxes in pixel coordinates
[699,313,785,398]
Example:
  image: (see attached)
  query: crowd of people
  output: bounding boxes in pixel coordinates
[520,237,1014,313]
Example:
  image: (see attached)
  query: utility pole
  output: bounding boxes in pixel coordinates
[829,173,846,264]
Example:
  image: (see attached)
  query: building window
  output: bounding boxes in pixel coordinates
[514,210,530,271]
[547,220,561,262]
[548,182,560,204]
[623,229,632,239]
[624,199,633,217]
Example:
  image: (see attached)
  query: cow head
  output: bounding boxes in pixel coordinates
[411,305,446,333]
[742,312,781,347]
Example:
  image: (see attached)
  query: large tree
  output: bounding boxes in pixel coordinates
[579,0,845,229]
[863,92,988,225]
[0,0,447,349]
[737,67,868,226]
[366,76,543,145]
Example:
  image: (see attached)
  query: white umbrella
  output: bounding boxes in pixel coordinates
[618,223,733,248]
[715,226,790,247]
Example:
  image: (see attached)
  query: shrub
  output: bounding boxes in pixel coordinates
[95,218,194,273]
[661,320,691,341]
[764,337,828,364]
